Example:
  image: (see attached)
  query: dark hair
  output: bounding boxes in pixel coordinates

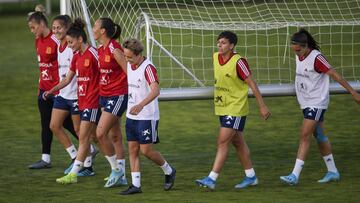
[53,15,72,29]
[291,28,320,50]
[28,11,48,27]
[217,31,237,46]
[99,17,121,39]
[123,38,144,55]
[66,18,87,43]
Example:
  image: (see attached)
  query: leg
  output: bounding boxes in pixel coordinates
[314,122,332,156]
[109,119,125,160]
[297,119,318,160]
[211,127,236,173]
[28,98,53,169]
[232,131,253,170]
[96,111,117,156]
[313,122,340,183]
[232,131,258,189]
[280,118,318,185]
[195,127,235,190]
[63,114,78,140]
[38,98,54,156]
[50,108,73,148]
[120,140,143,195]
[56,121,95,184]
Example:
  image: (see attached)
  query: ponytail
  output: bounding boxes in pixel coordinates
[67,18,88,43]
[99,17,121,39]
[291,28,320,51]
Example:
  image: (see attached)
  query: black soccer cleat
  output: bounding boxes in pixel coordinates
[164,167,176,191]
[28,160,52,169]
[120,185,142,195]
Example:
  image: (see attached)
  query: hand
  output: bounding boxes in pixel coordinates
[129,104,143,115]
[259,105,271,120]
[42,91,54,100]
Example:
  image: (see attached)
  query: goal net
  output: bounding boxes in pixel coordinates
[62,0,360,100]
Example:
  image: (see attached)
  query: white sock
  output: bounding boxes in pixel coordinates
[245,168,256,178]
[42,154,50,163]
[131,172,141,187]
[160,161,173,175]
[292,159,305,178]
[323,154,338,173]
[90,144,96,153]
[105,155,121,171]
[117,159,126,177]
[70,160,83,174]
[66,145,77,159]
[208,171,219,181]
[84,156,92,167]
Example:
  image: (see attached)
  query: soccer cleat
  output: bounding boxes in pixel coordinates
[234,176,258,189]
[104,177,109,181]
[164,167,176,191]
[195,176,216,190]
[120,185,142,195]
[64,160,74,174]
[56,172,77,184]
[115,176,128,186]
[28,160,52,169]
[77,167,95,177]
[318,171,340,183]
[280,173,298,186]
[104,169,124,188]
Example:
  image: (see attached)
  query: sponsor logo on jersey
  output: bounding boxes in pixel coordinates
[215,95,223,103]
[46,47,52,54]
[105,55,111,62]
[78,77,90,81]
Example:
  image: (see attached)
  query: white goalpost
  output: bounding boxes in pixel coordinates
[61,0,360,100]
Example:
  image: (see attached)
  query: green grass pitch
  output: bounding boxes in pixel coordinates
[0,12,360,202]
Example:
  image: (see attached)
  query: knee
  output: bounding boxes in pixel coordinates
[140,147,153,157]
[96,128,106,140]
[49,122,61,134]
[313,126,328,143]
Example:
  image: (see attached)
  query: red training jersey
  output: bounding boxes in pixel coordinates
[98,39,128,96]
[35,32,60,92]
[70,46,100,110]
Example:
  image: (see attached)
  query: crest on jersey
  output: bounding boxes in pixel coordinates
[105,55,111,62]
[84,59,90,67]
[46,47,52,54]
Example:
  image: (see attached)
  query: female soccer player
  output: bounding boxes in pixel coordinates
[92,17,128,185]
[120,38,176,195]
[195,31,271,190]
[27,11,77,169]
[50,15,97,175]
[280,28,360,185]
[45,19,100,184]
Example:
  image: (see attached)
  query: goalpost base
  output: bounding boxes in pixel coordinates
[159,82,360,100]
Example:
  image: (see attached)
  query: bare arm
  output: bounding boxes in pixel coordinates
[245,75,271,120]
[113,48,127,74]
[44,70,76,97]
[129,82,160,115]
[326,69,360,105]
